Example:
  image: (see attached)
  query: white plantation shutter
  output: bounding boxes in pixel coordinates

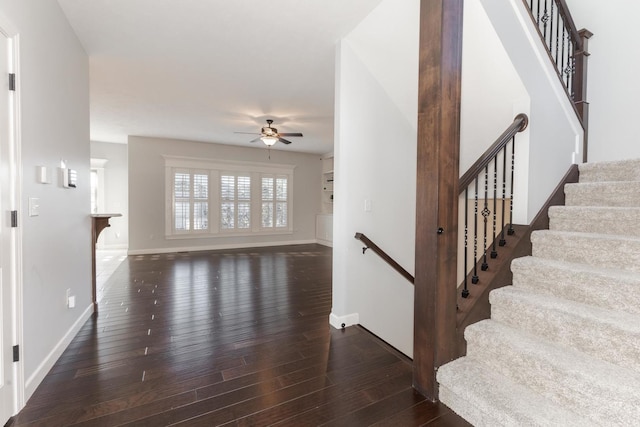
[262,175,288,229]
[237,176,251,229]
[174,172,191,231]
[221,175,235,229]
[221,174,251,231]
[275,177,287,228]
[172,170,209,233]
[193,173,209,230]
[165,156,293,237]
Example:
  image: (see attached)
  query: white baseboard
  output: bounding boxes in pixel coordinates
[127,239,318,255]
[316,239,333,247]
[97,243,128,250]
[329,312,359,329]
[24,303,93,401]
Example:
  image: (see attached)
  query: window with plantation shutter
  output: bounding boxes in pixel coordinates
[165,156,293,238]
[261,174,288,229]
[171,170,209,233]
[221,174,251,231]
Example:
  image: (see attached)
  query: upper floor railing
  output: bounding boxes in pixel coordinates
[524,0,592,124]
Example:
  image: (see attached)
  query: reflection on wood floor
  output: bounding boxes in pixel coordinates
[12,244,468,426]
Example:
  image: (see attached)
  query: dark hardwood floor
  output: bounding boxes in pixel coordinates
[12,244,469,426]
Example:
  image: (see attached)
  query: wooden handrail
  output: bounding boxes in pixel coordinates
[354,232,415,284]
[459,113,528,191]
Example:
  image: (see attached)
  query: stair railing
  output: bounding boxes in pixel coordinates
[458,113,528,299]
[354,232,414,284]
[523,0,592,123]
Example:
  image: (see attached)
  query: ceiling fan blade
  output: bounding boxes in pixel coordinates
[249,137,262,143]
[234,131,261,135]
[278,138,293,145]
[278,132,303,137]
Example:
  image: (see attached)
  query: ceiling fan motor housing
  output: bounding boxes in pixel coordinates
[262,126,277,136]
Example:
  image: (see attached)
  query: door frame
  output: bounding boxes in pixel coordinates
[0,10,24,418]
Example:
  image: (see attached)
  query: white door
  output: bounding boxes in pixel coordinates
[0,29,15,424]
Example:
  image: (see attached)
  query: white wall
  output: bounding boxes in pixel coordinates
[0,0,91,402]
[90,141,128,249]
[564,0,640,162]
[332,0,419,357]
[479,0,583,222]
[128,136,321,254]
[460,0,529,174]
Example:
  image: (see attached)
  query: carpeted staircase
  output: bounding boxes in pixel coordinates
[437,158,640,426]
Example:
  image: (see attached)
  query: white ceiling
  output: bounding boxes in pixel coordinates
[57,0,384,154]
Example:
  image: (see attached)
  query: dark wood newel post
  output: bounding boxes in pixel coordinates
[413,0,463,401]
[572,28,593,162]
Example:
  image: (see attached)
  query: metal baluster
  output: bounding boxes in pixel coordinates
[548,0,554,53]
[499,146,507,247]
[565,32,572,90]
[542,0,549,41]
[536,0,541,25]
[555,6,561,68]
[508,136,515,236]
[561,26,566,90]
[462,187,469,298]
[568,41,575,98]
[481,166,490,271]
[491,156,498,259]
[472,177,479,284]
[529,0,533,12]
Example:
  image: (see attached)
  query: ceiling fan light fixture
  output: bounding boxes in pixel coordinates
[261,136,278,146]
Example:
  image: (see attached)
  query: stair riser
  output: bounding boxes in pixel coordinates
[465,329,640,426]
[565,183,640,207]
[438,358,591,427]
[549,210,640,237]
[531,234,640,273]
[439,386,503,427]
[511,260,640,316]
[489,294,640,375]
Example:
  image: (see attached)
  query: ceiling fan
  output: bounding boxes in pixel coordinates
[235,119,303,146]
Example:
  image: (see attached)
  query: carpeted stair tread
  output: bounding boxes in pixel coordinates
[437,357,591,427]
[548,205,640,236]
[464,320,640,426]
[511,256,640,315]
[489,286,640,373]
[564,181,640,207]
[531,229,640,273]
[579,158,640,182]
